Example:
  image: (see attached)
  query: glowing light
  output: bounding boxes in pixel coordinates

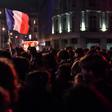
[2,27,5,31]
[29,34,32,40]
[36,46,39,51]
[80,22,86,31]
[80,11,86,31]
[52,22,55,34]
[101,23,107,32]
[10,32,13,35]
[67,22,70,32]
[22,41,39,51]
[67,14,71,32]
[52,28,54,34]
[0,11,2,15]
[39,41,46,46]
[59,23,62,33]
[58,16,62,33]
[15,36,18,39]
[33,20,36,24]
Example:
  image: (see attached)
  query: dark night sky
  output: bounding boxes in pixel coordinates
[0,0,47,12]
[38,0,56,34]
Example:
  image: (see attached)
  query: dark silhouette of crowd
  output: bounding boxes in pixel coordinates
[1,45,112,112]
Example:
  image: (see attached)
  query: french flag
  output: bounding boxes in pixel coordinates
[5,9,29,34]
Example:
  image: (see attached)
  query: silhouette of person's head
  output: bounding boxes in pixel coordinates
[79,54,108,84]
[0,58,19,103]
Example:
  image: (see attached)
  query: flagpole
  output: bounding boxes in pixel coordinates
[8,31,12,56]
[5,9,12,56]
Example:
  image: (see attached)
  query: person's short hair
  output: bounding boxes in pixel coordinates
[79,54,108,78]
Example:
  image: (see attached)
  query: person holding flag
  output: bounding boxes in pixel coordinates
[5,9,29,55]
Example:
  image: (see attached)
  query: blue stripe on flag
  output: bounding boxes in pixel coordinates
[5,9,14,31]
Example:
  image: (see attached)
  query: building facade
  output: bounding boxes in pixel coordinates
[46,0,112,49]
[26,12,39,41]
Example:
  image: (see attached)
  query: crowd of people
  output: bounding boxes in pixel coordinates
[1,45,112,112]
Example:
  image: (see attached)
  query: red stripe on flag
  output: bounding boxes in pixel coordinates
[20,13,29,34]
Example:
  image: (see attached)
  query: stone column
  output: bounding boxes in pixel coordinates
[52,17,55,34]
[58,15,62,33]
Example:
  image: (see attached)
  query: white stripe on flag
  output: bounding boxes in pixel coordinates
[13,10,22,33]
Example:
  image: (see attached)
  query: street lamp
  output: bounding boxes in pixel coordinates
[2,27,5,31]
